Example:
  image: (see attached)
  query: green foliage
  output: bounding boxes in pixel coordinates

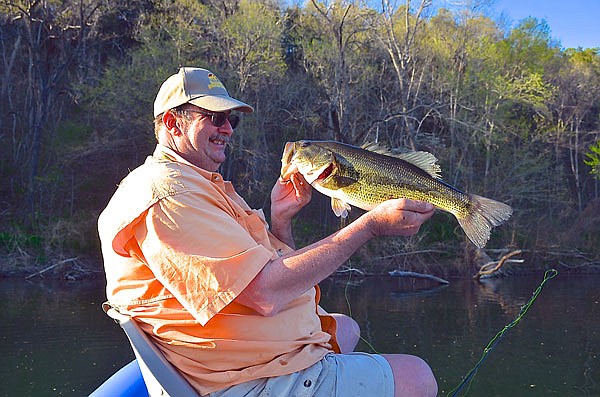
[502,17,560,74]
[502,73,556,114]
[585,140,600,179]
[137,0,215,64]
[0,231,42,251]
[54,121,93,149]
[222,0,287,90]
[80,58,160,136]
[419,212,461,245]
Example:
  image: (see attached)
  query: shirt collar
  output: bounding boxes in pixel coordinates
[153,144,225,183]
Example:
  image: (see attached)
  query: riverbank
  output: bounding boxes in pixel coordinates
[4,247,599,282]
[1,254,104,281]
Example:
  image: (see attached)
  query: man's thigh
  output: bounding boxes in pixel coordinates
[330,352,394,397]
[208,352,394,397]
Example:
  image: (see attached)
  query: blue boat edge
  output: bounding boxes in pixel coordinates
[89,360,149,397]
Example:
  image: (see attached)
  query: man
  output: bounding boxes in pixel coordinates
[99,67,437,397]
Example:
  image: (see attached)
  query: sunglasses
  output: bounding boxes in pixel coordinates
[185,109,240,129]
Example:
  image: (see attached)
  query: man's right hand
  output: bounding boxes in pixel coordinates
[365,199,435,238]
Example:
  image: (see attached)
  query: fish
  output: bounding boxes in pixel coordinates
[280,140,512,248]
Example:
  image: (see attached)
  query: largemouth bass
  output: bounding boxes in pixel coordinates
[280,140,512,248]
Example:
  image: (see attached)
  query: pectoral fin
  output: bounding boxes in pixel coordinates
[331,197,351,218]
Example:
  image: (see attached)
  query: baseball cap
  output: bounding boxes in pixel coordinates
[153,67,254,117]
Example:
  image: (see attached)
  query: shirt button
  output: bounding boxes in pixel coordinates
[303,379,312,388]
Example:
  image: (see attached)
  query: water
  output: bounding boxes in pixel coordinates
[319,273,600,396]
[0,278,132,396]
[1,272,598,396]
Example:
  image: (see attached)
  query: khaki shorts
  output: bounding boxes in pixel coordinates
[207,352,394,397]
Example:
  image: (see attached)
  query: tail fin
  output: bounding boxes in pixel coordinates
[457,195,513,248]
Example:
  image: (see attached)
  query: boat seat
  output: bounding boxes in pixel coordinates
[101,303,199,397]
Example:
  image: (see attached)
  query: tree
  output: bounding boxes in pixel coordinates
[0,0,105,222]
[549,48,600,210]
[374,0,432,149]
[298,0,376,143]
[219,0,287,191]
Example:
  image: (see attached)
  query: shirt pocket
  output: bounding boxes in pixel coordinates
[237,210,271,248]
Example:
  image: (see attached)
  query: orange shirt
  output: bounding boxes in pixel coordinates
[98,145,337,395]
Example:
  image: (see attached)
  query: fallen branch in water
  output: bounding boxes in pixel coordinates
[25,257,79,280]
[486,248,593,261]
[335,266,366,276]
[388,270,449,284]
[558,261,600,271]
[473,250,523,280]
[375,249,448,260]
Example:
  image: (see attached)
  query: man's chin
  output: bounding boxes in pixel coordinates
[210,155,227,170]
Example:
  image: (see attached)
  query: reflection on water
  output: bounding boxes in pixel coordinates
[319,274,600,396]
[0,273,598,396]
[0,278,132,397]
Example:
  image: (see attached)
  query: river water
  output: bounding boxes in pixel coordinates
[1,271,598,396]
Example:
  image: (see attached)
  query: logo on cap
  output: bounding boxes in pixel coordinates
[207,73,226,90]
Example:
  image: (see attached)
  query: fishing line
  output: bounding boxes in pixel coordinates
[343,268,381,354]
[448,268,559,396]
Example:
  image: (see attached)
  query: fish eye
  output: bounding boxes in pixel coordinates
[300,141,311,148]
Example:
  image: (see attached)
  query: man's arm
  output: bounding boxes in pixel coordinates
[237,197,434,316]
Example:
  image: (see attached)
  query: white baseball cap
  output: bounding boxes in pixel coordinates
[153,67,254,117]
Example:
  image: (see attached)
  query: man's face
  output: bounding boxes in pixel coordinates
[175,107,234,172]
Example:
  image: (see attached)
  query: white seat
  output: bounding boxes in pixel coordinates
[103,303,199,397]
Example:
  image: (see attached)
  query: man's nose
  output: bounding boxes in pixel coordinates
[219,121,234,134]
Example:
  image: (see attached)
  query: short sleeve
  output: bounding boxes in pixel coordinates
[138,191,274,325]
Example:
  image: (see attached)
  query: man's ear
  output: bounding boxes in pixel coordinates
[162,110,182,136]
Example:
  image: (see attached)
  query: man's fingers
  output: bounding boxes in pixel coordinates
[395,198,434,213]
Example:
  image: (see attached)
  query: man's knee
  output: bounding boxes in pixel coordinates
[330,313,360,353]
[382,354,438,397]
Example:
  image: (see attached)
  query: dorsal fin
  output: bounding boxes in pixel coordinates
[361,142,393,155]
[361,142,442,179]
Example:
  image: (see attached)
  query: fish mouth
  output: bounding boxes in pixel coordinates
[281,142,295,164]
[280,141,336,183]
[317,163,334,180]
[280,142,296,180]
[280,163,298,180]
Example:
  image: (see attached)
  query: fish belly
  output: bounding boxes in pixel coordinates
[337,174,472,219]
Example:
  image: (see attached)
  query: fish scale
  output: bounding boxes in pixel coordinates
[318,141,472,216]
[281,140,512,248]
